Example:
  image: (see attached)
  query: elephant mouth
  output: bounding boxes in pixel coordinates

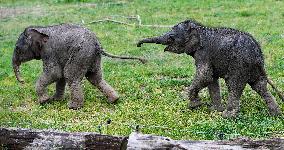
[34,56,41,60]
[164,45,182,54]
[164,45,173,51]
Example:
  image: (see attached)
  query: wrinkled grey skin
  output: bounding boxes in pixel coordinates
[13,24,145,109]
[137,20,283,118]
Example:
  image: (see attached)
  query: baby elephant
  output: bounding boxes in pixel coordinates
[13,24,145,109]
[137,20,283,118]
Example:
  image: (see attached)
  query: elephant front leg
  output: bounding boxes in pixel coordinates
[36,73,56,104]
[187,64,213,109]
[208,78,224,112]
[68,80,84,109]
[51,78,66,100]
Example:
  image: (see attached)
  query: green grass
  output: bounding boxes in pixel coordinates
[0,0,283,140]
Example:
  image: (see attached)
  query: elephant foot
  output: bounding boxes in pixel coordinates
[96,80,119,104]
[188,98,203,109]
[38,95,51,104]
[108,95,119,104]
[210,104,225,112]
[68,101,83,110]
[51,94,64,101]
[222,109,239,119]
[106,91,119,104]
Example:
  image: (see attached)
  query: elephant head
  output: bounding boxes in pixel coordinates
[12,27,49,83]
[137,20,202,55]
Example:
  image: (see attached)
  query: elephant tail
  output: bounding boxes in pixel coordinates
[267,79,284,101]
[100,50,147,64]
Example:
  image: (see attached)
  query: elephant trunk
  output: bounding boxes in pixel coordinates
[137,35,169,47]
[12,52,24,84]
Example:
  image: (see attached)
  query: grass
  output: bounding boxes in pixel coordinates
[0,0,283,140]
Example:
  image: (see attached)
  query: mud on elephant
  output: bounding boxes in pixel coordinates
[13,24,146,109]
[137,19,283,118]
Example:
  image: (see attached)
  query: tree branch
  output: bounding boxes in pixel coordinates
[87,15,173,28]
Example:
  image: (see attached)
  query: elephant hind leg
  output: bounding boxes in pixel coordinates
[249,77,282,116]
[86,71,119,103]
[64,64,87,110]
[222,77,246,118]
[67,80,84,109]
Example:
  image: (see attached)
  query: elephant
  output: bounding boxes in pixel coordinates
[137,19,283,118]
[12,24,146,109]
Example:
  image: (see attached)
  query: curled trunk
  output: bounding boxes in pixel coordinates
[12,55,24,84]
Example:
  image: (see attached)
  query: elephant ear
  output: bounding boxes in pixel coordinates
[184,28,201,55]
[27,28,49,50]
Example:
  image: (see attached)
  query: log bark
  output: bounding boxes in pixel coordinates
[0,127,283,150]
[0,127,128,150]
[127,132,284,150]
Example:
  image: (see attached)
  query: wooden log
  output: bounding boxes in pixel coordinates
[0,128,128,150]
[1,127,283,150]
[127,132,284,150]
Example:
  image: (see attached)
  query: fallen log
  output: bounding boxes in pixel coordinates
[127,132,284,150]
[0,127,283,150]
[0,127,128,150]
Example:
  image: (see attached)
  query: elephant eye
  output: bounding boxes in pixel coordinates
[169,34,175,42]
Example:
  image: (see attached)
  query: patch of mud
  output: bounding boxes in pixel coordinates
[0,5,44,19]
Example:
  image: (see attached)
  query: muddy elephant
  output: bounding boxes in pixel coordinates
[12,24,145,109]
[137,19,283,118]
